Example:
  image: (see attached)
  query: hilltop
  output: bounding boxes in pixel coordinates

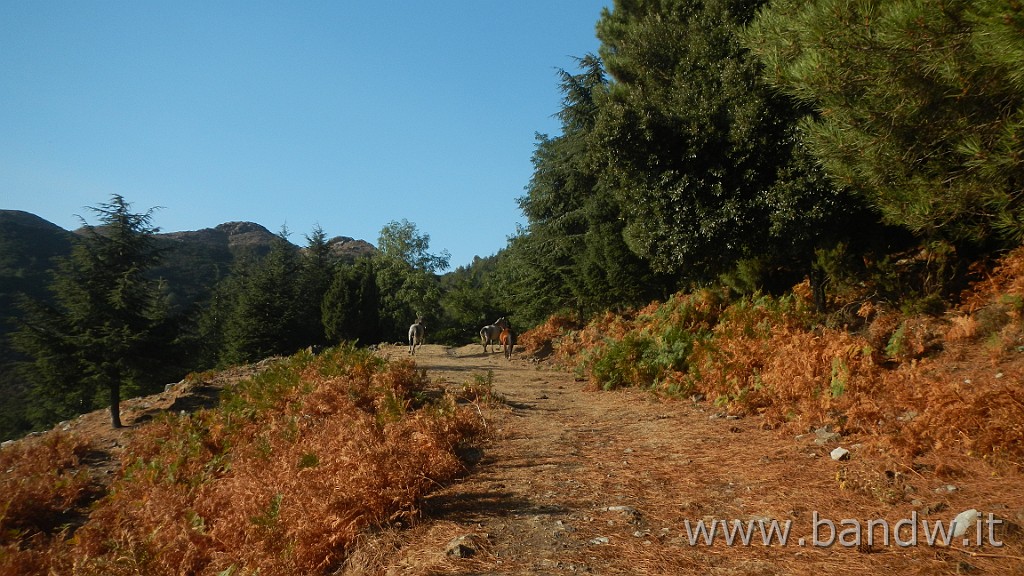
[0,209,375,313]
[0,210,375,313]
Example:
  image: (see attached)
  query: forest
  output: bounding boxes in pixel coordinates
[3,0,1023,441]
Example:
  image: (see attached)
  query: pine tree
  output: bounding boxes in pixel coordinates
[295,225,337,348]
[322,258,380,344]
[511,54,671,323]
[13,195,171,428]
[220,229,303,365]
[745,0,1024,246]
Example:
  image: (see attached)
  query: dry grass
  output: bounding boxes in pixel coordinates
[0,431,97,536]
[0,344,485,576]
[517,314,578,358]
[0,431,100,575]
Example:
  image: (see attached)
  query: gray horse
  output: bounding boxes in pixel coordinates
[479,316,508,353]
[408,319,425,355]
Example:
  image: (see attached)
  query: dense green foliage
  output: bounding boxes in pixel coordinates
[437,254,506,342]
[744,0,1024,245]
[0,213,73,439]
[217,231,307,365]
[322,257,381,344]
[594,0,883,292]
[373,219,451,338]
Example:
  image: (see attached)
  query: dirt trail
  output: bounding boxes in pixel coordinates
[347,344,1024,575]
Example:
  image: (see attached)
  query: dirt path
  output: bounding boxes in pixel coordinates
[345,344,1023,576]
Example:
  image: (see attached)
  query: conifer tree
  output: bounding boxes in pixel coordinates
[744,0,1024,246]
[220,228,303,364]
[322,257,380,344]
[13,195,171,428]
[511,54,671,323]
[295,225,336,348]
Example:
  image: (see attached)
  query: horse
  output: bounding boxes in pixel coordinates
[500,324,515,360]
[479,316,508,353]
[408,319,425,355]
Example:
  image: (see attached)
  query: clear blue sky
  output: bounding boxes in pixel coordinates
[2,1,609,269]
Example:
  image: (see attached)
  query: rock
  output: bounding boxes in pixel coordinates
[814,426,841,445]
[605,505,642,525]
[589,536,610,545]
[898,410,918,422]
[935,484,958,494]
[921,502,947,516]
[952,509,980,538]
[830,447,851,461]
[445,534,484,558]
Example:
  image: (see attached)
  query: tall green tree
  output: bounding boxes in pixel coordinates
[220,228,304,365]
[13,195,174,428]
[322,257,380,344]
[594,0,871,296]
[294,225,337,348]
[744,0,1024,247]
[511,55,671,324]
[374,220,450,339]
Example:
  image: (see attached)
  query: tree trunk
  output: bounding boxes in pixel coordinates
[109,382,123,428]
[809,266,827,314]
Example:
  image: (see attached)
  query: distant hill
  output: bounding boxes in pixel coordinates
[151,222,370,312]
[0,212,376,316]
[0,211,75,334]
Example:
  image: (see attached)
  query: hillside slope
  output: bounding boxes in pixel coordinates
[4,247,1024,574]
[4,342,1020,575]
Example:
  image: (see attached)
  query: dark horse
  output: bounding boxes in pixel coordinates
[500,323,514,360]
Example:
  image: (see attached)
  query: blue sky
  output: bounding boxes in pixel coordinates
[1,1,610,268]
